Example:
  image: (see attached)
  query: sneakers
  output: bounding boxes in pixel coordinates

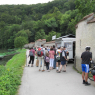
[57,71,61,73]
[83,80,85,84]
[62,70,66,72]
[85,82,91,86]
[39,69,41,71]
[42,70,45,72]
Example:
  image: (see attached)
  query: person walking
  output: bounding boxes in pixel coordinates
[28,47,35,67]
[56,47,61,71]
[53,45,56,69]
[49,47,55,70]
[81,46,92,86]
[45,53,50,72]
[57,46,67,73]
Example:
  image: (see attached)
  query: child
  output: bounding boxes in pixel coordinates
[45,53,50,72]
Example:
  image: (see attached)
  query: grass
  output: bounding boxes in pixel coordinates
[0,49,26,95]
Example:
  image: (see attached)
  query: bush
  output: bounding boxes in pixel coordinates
[0,49,26,95]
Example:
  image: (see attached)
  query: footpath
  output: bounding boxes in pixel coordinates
[18,50,95,95]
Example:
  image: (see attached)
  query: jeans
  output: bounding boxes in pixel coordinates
[50,59,54,67]
[46,62,49,70]
[53,55,56,68]
[38,56,44,70]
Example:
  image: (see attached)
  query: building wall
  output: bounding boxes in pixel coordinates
[44,43,55,47]
[35,40,46,47]
[28,43,35,48]
[76,15,95,71]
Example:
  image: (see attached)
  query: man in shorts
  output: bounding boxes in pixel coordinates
[81,46,92,86]
[57,46,67,73]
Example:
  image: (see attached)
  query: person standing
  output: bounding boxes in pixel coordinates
[37,45,45,72]
[81,46,92,86]
[45,53,50,72]
[56,47,61,71]
[53,45,56,69]
[28,47,35,67]
[49,47,55,70]
[57,46,67,73]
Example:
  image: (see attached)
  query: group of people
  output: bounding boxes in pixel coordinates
[28,44,69,73]
[27,45,94,86]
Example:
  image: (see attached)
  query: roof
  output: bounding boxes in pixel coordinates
[87,17,95,24]
[75,13,94,28]
[42,39,46,41]
[29,42,35,44]
[62,34,75,38]
[36,39,46,41]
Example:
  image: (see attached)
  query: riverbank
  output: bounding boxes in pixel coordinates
[0,49,26,95]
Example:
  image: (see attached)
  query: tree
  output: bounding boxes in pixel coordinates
[75,0,93,16]
[46,31,61,42]
[14,36,28,49]
[15,30,28,40]
[35,29,46,40]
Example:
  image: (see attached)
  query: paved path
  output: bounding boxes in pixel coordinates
[18,50,95,95]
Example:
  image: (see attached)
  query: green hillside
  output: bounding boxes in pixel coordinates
[0,0,95,49]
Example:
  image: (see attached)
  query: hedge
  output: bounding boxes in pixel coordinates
[0,49,26,95]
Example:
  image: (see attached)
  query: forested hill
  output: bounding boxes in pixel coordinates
[0,0,95,49]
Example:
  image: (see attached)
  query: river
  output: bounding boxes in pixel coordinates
[0,49,14,66]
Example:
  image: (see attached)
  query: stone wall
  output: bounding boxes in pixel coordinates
[76,14,95,71]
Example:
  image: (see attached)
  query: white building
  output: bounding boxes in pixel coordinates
[54,34,76,60]
[75,13,95,71]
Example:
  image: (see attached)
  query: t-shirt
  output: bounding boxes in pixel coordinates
[49,50,55,59]
[56,49,61,58]
[81,51,92,64]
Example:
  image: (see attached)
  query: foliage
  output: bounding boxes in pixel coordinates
[35,29,46,40]
[14,36,28,49]
[0,49,26,95]
[46,31,61,42]
[0,0,95,49]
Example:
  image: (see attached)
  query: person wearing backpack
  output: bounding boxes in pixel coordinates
[28,47,35,67]
[56,47,61,71]
[57,46,67,73]
[37,45,45,72]
[45,53,50,72]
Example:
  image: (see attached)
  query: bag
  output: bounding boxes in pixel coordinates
[29,51,34,56]
[89,60,95,68]
[37,50,43,56]
[45,56,50,62]
[36,59,39,67]
[56,57,60,60]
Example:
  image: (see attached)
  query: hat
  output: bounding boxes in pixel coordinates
[85,46,90,50]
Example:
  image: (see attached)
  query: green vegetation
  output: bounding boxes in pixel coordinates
[0,49,26,95]
[0,0,95,49]
[0,49,19,57]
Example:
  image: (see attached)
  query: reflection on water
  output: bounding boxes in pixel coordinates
[0,55,14,66]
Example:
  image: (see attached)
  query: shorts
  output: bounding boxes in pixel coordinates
[81,64,89,73]
[61,61,66,65]
[57,60,61,62]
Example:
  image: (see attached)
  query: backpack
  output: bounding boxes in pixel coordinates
[45,56,50,62]
[37,50,43,57]
[29,50,34,56]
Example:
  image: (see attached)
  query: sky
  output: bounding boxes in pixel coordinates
[0,0,54,5]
